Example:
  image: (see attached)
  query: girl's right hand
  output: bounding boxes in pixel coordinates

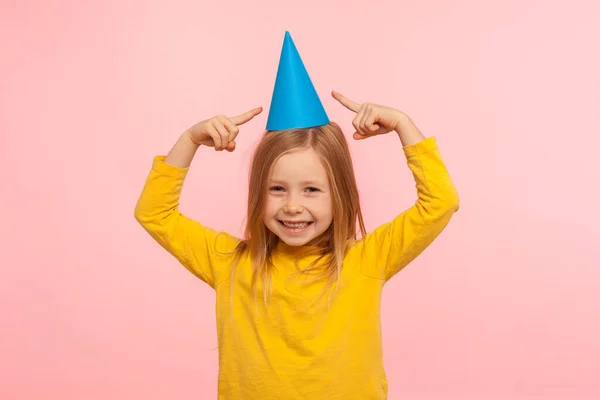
[186,107,263,152]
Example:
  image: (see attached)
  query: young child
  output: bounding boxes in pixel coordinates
[134,32,459,399]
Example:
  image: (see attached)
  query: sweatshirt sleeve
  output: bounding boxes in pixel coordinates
[354,137,459,282]
[133,156,241,288]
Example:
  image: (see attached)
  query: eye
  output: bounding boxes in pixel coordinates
[305,187,321,193]
[269,186,284,192]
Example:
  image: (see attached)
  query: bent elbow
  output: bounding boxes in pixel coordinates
[448,191,460,213]
[133,201,151,226]
[434,190,460,218]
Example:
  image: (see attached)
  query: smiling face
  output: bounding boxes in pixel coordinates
[262,148,333,247]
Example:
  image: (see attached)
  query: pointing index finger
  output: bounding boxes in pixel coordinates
[332,91,361,113]
[230,107,263,126]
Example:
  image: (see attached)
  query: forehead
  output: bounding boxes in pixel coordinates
[270,148,327,182]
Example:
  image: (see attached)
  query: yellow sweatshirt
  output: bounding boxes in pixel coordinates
[134,136,459,399]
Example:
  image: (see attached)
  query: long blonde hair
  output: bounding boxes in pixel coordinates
[232,121,366,305]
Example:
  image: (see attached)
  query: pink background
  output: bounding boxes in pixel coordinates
[2,0,599,398]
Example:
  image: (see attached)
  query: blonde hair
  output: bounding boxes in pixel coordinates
[232,121,366,307]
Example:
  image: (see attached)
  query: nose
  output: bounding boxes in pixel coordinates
[283,200,304,214]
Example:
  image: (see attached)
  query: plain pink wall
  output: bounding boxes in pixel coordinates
[2,0,599,399]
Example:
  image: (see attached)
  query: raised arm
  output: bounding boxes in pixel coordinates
[357,133,459,281]
[331,91,459,281]
[134,108,262,287]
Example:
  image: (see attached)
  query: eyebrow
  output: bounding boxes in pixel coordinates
[269,179,326,186]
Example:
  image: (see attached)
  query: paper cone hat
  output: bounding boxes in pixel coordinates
[266,31,330,131]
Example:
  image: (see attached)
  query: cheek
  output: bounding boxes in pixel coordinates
[314,198,333,219]
[263,197,279,216]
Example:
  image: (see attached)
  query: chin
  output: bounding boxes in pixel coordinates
[279,236,314,247]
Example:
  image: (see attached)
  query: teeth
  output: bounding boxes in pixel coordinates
[282,221,310,228]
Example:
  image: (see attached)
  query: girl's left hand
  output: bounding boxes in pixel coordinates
[332,91,405,140]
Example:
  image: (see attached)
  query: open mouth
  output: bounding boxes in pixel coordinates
[279,220,314,231]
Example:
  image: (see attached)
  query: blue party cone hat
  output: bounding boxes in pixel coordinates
[266,31,330,131]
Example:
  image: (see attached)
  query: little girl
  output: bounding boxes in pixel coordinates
[134,32,459,400]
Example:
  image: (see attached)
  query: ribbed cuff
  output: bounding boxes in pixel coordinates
[403,136,438,159]
[151,155,189,179]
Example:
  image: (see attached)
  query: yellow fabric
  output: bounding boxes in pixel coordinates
[134,136,459,399]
